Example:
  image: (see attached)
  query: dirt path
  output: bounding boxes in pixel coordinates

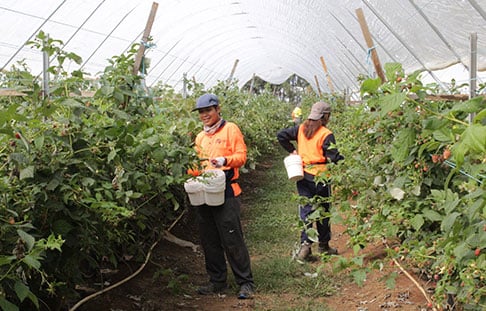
[74,165,434,311]
[74,210,432,311]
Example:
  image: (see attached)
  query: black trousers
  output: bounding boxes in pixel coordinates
[296,176,331,244]
[195,197,253,286]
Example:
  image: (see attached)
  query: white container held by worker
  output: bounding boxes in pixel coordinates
[284,154,304,182]
[202,169,226,206]
[184,177,205,206]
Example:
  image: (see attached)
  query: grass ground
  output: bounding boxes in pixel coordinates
[240,156,340,310]
[76,152,429,311]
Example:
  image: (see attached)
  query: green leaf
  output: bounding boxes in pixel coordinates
[81,177,96,187]
[461,124,486,153]
[450,96,484,113]
[22,255,41,270]
[17,229,35,252]
[19,166,34,180]
[441,212,460,233]
[107,149,117,162]
[423,117,449,130]
[453,242,469,261]
[14,281,30,302]
[473,108,486,123]
[391,128,415,162]
[26,292,39,309]
[0,297,19,311]
[351,269,367,287]
[379,93,407,117]
[385,271,398,289]
[432,128,453,142]
[305,227,319,242]
[410,215,424,231]
[37,234,64,252]
[384,62,403,81]
[422,209,443,222]
[46,178,60,191]
[0,255,15,266]
[360,77,382,95]
[61,98,85,109]
[98,85,114,96]
[33,135,44,149]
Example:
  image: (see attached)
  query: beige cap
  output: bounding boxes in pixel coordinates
[308,101,331,120]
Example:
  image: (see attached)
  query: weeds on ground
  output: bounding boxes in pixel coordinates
[241,152,340,310]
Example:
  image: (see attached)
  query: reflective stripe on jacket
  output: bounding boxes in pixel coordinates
[195,121,247,197]
[297,125,332,176]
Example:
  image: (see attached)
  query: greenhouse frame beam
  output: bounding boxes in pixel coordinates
[407,0,464,65]
[35,0,107,81]
[325,37,361,89]
[467,0,486,21]
[361,0,447,90]
[333,34,367,74]
[329,12,368,59]
[147,40,181,81]
[1,0,67,71]
[150,45,185,86]
[163,56,190,87]
[60,0,106,56]
[80,6,136,70]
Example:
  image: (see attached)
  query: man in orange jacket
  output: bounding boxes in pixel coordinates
[189,93,254,299]
[277,101,344,262]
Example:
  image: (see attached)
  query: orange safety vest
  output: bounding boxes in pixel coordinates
[297,125,332,176]
[194,121,247,196]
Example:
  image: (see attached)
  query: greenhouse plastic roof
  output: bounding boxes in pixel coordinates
[1,0,486,94]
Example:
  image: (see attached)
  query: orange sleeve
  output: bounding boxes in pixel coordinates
[224,123,247,168]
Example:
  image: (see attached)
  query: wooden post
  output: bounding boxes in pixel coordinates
[314,75,322,97]
[227,59,239,84]
[356,8,386,83]
[132,2,159,75]
[320,56,335,93]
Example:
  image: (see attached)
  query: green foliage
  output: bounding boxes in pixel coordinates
[0,33,293,310]
[333,62,486,310]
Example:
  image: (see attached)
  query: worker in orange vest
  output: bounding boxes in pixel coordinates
[277,101,344,262]
[188,93,254,299]
[291,103,302,125]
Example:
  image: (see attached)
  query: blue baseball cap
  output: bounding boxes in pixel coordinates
[192,93,219,111]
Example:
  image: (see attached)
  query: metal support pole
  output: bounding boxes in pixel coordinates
[42,35,50,99]
[469,33,477,123]
[182,73,187,99]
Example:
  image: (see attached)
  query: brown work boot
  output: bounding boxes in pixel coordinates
[318,242,338,255]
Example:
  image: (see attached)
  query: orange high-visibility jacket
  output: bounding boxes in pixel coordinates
[297,125,332,176]
[194,121,247,197]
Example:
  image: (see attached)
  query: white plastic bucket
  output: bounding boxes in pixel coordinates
[284,154,304,181]
[184,178,205,206]
[202,169,226,206]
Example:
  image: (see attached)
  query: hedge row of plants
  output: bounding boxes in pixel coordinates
[327,63,485,310]
[0,34,292,310]
[1,32,484,311]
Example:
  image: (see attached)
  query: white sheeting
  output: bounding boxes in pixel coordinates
[1,0,485,93]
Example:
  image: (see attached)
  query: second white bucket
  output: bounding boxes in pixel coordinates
[184,177,205,206]
[284,154,304,182]
[202,169,226,206]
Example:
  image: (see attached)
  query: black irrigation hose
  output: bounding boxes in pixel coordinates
[69,208,187,311]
